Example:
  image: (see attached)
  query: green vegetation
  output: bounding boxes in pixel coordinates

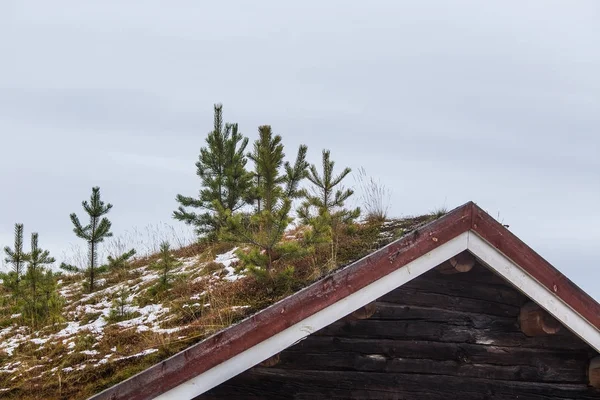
[298,149,360,268]
[1,226,62,329]
[62,187,113,292]
[174,104,253,240]
[3,223,28,297]
[221,125,309,272]
[149,242,182,292]
[0,103,439,400]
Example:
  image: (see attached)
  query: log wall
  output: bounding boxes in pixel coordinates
[198,264,600,399]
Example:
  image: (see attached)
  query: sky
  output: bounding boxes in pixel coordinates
[0,1,599,298]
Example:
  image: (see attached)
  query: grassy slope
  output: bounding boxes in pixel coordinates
[0,215,434,400]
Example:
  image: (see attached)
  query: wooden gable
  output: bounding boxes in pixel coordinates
[199,262,599,399]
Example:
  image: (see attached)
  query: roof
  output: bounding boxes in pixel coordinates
[89,201,600,400]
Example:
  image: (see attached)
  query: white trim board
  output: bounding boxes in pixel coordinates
[155,232,469,399]
[467,232,600,352]
[155,230,600,399]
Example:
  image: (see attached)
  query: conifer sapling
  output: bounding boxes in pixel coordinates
[298,149,360,266]
[174,104,252,240]
[65,187,113,292]
[26,232,56,304]
[150,241,182,290]
[222,126,309,270]
[3,223,29,296]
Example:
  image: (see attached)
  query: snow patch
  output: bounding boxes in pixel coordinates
[214,248,244,281]
[115,348,158,361]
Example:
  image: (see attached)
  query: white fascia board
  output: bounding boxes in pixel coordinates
[154,232,469,399]
[467,231,600,352]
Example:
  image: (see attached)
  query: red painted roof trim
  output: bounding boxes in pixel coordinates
[89,202,600,400]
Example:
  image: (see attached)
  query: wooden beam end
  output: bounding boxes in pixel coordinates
[519,302,561,336]
[259,353,280,367]
[438,252,475,274]
[589,357,600,388]
[347,302,377,320]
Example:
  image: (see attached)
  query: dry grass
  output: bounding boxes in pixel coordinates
[0,215,431,400]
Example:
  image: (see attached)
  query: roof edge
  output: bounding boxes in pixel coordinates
[470,203,600,329]
[89,201,600,400]
[89,202,474,400]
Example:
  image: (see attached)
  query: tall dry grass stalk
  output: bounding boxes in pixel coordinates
[59,223,195,272]
[354,167,392,222]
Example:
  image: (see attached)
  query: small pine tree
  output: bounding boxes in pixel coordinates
[106,249,136,270]
[3,223,29,297]
[150,242,181,290]
[39,269,64,326]
[15,233,61,328]
[174,104,252,240]
[109,287,132,322]
[25,232,56,308]
[222,126,309,270]
[298,150,360,267]
[106,248,136,278]
[66,187,113,292]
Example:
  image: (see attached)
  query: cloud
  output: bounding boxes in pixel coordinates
[0,0,598,299]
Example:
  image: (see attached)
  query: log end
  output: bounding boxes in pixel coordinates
[589,357,600,388]
[259,353,280,367]
[438,252,475,274]
[348,302,377,320]
[519,302,562,336]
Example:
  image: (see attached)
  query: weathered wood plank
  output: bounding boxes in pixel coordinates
[199,369,600,400]
[371,303,519,331]
[401,268,526,307]
[378,287,521,317]
[315,318,587,350]
[276,351,587,383]
[285,336,593,370]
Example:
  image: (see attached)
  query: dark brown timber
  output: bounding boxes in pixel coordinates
[200,266,598,399]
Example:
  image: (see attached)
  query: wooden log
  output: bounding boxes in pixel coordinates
[519,302,562,336]
[589,357,600,388]
[259,353,280,367]
[286,336,592,371]
[276,349,587,383]
[437,251,475,274]
[201,369,600,400]
[316,318,585,350]
[400,272,524,307]
[346,302,377,320]
[379,286,521,317]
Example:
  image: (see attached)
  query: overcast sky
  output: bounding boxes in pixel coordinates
[1,1,598,298]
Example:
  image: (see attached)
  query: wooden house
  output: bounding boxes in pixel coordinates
[90,202,600,399]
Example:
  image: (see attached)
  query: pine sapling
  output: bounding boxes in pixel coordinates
[68,187,113,292]
[150,242,182,291]
[24,232,56,324]
[106,248,136,280]
[174,104,252,240]
[3,223,29,297]
[109,288,133,322]
[222,126,309,271]
[298,149,360,267]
